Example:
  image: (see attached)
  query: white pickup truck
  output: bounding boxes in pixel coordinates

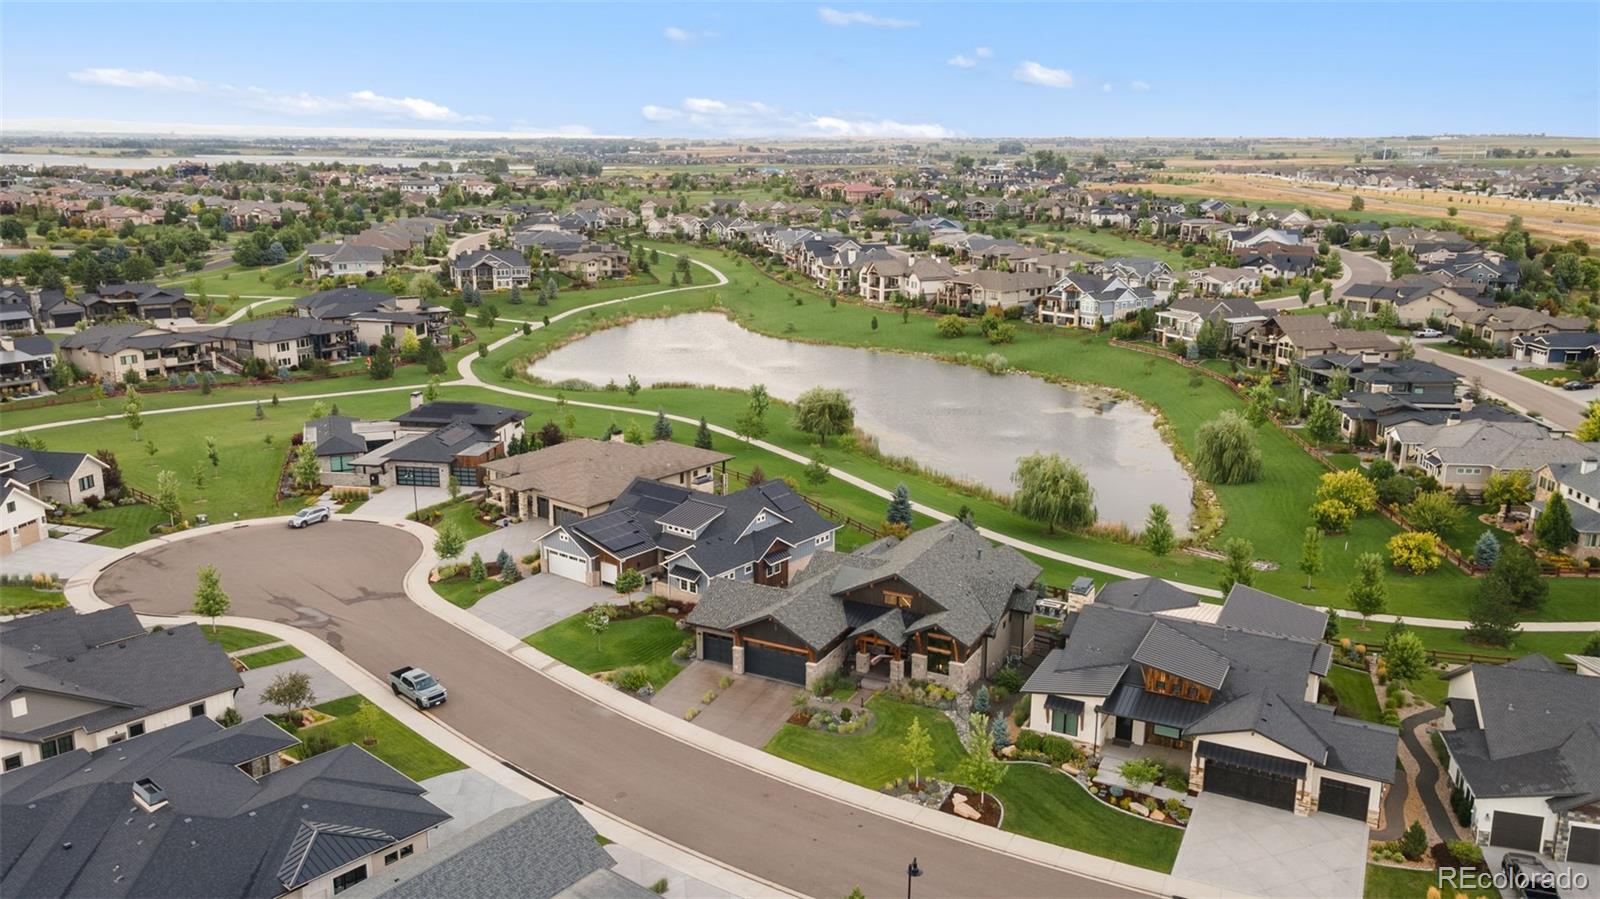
[388,667,447,709]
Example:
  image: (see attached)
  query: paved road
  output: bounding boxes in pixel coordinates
[94,522,1145,899]
[1333,246,1389,299]
[1413,345,1588,431]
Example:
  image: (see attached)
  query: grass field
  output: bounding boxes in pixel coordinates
[525,613,690,689]
[0,584,67,613]
[432,499,495,541]
[65,503,168,547]
[236,644,304,668]
[200,625,278,653]
[991,763,1185,873]
[431,573,508,609]
[765,696,965,789]
[1364,863,1493,899]
[290,695,465,782]
[1325,664,1382,723]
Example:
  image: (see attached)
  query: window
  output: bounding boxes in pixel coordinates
[742,563,753,575]
[40,732,75,759]
[332,865,368,894]
[78,475,95,491]
[1051,708,1078,735]
[384,851,399,865]
[767,562,783,576]
[400,845,414,858]
[189,703,206,718]
[2,754,20,772]
[5,501,13,514]
[330,455,354,473]
[128,722,145,737]
[814,534,831,546]
[9,696,26,717]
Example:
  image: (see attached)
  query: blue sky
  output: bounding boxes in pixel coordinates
[3,2,1596,139]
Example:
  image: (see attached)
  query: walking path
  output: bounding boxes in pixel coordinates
[1397,708,1459,841]
[11,250,1598,633]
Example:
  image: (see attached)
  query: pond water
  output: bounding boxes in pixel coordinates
[530,313,1194,531]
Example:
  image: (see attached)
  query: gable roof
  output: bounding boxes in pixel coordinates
[394,401,528,430]
[0,444,104,486]
[1441,655,1600,800]
[479,438,730,509]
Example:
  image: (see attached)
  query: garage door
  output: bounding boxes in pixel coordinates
[744,642,806,685]
[1318,777,1371,821]
[599,562,619,586]
[1205,761,1296,811]
[545,550,588,582]
[395,466,440,487]
[1569,824,1600,865]
[702,633,733,666]
[1490,811,1544,852]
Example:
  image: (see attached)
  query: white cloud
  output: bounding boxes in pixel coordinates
[975,47,992,58]
[2,117,605,140]
[1013,60,1073,89]
[69,68,203,92]
[638,97,951,138]
[348,89,467,122]
[664,25,715,44]
[947,54,977,69]
[1130,80,1151,92]
[1102,83,1113,93]
[817,7,917,28]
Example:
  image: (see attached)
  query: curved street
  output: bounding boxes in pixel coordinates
[93,521,1146,899]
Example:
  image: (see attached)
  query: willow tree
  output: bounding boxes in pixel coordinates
[1010,452,1096,534]
[1194,410,1262,485]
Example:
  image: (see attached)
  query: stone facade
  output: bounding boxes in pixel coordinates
[1555,808,1600,864]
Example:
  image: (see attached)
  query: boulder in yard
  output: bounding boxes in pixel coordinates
[1130,802,1149,817]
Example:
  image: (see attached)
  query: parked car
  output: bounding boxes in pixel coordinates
[389,666,448,709]
[1412,327,1443,338]
[288,505,332,528]
[1501,852,1561,899]
[1561,379,1593,391]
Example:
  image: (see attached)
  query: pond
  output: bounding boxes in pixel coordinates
[531,313,1194,530]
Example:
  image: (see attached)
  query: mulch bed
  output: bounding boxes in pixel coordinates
[940,786,1002,828]
[787,710,812,727]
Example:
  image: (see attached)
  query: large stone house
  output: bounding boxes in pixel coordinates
[1022,580,1397,827]
[303,399,528,490]
[481,438,729,527]
[58,323,217,385]
[449,249,531,291]
[685,521,1038,691]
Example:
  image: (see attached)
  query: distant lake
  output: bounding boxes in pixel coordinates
[530,313,1195,531]
[0,153,466,171]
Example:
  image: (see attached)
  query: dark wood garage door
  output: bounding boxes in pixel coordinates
[1566,824,1600,864]
[1206,761,1296,811]
[1489,811,1544,852]
[702,633,733,665]
[744,642,807,684]
[1318,778,1371,821]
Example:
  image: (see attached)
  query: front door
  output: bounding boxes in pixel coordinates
[1114,717,1134,743]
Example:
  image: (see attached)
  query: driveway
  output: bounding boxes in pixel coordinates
[91,522,1139,898]
[1171,793,1369,899]
[4,537,116,580]
[651,661,797,747]
[469,573,625,638]
[356,485,451,520]
[236,654,355,719]
[418,769,530,844]
[462,520,549,566]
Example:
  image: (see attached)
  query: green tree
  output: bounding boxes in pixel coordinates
[901,717,934,788]
[205,436,219,467]
[623,420,646,445]
[155,469,181,525]
[1348,552,1388,625]
[1143,504,1175,557]
[1486,542,1548,612]
[1482,469,1532,518]
[1472,531,1501,568]
[804,457,830,486]
[369,343,394,380]
[1218,537,1255,594]
[1403,491,1461,534]
[1304,395,1341,444]
[1245,376,1275,426]
[433,521,466,563]
[1385,631,1427,682]
[1467,573,1522,647]
[625,374,641,398]
[469,551,487,582]
[1574,400,1600,443]
[1010,452,1097,534]
[585,605,611,650]
[653,409,674,441]
[424,375,442,402]
[614,568,644,597]
[1298,527,1323,590]
[1194,411,1263,484]
[956,712,1007,805]
[694,416,714,449]
[260,670,316,720]
[791,387,855,446]
[886,484,913,527]
[1535,493,1578,552]
[352,699,382,746]
[123,385,144,440]
[292,443,320,491]
[191,563,230,633]
[735,384,771,442]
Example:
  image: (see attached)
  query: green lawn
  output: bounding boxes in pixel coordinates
[1019,224,1192,269]
[525,613,690,689]
[430,499,495,541]
[65,503,168,547]
[991,763,1185,873]
[236,644,304,669]
[431,574,509,609]
[200,625,278,653]
[1325,664,1382,723]
[0,584,66,613]
[290,695,465,782]
[1364,863,1493,899]
[764,696,965,789]
[1515,367,1576,384]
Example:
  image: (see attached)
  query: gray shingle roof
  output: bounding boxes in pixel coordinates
[1215,585,1328,641]
[1131,622,1231,689]
[1094,577,1199,614]
[1441,655,1600,800]
[0,444,102,485]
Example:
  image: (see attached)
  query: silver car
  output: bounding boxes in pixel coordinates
[288,505,332,528]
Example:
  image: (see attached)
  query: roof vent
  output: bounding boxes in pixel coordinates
[61,842,72,851]
[132,778,167,812]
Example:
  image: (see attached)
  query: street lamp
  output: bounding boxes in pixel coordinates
[906,858,922,899]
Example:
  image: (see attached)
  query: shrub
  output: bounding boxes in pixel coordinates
[936,315,967,338]
[299,730,337,758]
[1162,764,1189,791]
[1388,531,1443,573]
[1013,729,1083,766]
[1310,498,1356,533]
[702,690,717,704]
[1399,821,1428,861]
[683,708,699,721]
[612,666,651,693]
[718,675,732,689]
[840,707,853,722]
[1118,757,1165,788]
[992,667,1023,693]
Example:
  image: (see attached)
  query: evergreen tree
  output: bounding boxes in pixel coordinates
[694,416,714,449]
[1467,573,1521,646]
[1485,543,1547,612]
[1534,493,1578,552]
[1143,504,1175,556]
[1219,538,1255,594]
[886,484,913,527]
[652,409,673,441]
[1471,531,1501,568]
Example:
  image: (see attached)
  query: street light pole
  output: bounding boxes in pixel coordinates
[906,857,922,899]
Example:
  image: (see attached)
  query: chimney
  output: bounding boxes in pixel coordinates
[132,778,168,812]
[1582,458,1598,475]
[409,390,423,411]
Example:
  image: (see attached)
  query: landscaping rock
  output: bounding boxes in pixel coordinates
[1150,810,1167,822]
[1130,802,1149,817]
[951,796,982,821]
[1000,744,1016,758]
[1061,762,1079,775]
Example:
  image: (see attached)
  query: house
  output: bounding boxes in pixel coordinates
[1511,332,1600,367]
[0,714,450,898]
[1296,354,1460,404]
[293,287,450,348]
[938,270,1055,313]
[0,607,241,769]
[211,318,354,369]
[1035,273,1156,329]
[555,249,628,284]
[449,249,531,292]
[1342,274,1492,324]
[1,477,50,555]
[481,438,730,527]
[1023,581,1397,826]
[538,477,837,595]
[78,283,193,322]
[305,242,389,280]
[686,520,1038,690]
[58,323,217,384]
[1441,655,1600,864]
[1333,395,1522,447]
[1383,418,1599,493]
[1239,315,1398,370]
[0,333,56,397]
[1236,242,1318,280]
[0,286,35,333]
[35,289,90,328]
[0,443,108,505]
[1447,306,1590,351]
[304,400,528,490]
[1530,457,1600,559]
[1186,266,1262,297]
[1153,297,1267,348]
[337,799,651,899]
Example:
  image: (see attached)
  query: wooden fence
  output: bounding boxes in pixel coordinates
[724,468,887,541]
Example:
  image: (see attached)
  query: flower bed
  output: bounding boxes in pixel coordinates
[941,786,1003,827]
[884,776,954,809]
[1087,780,1190,827]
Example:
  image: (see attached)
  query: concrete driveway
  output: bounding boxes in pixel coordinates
[236,654,355,719]
[462,520,549,567]
[1171,793,1370,899]
[357,485,451,520]
[651,662,798,748]
[4,537,116,580]
[468,572,625,639]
